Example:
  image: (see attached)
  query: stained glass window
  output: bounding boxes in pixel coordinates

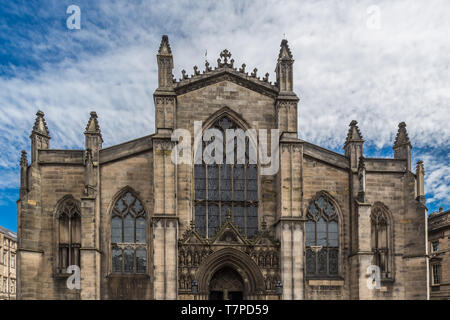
[305,195,339,277]
[57,197,81,272]
[111,191,147,273]
[194,116,259,239]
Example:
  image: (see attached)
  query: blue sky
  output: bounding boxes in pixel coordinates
[0,0,449,231]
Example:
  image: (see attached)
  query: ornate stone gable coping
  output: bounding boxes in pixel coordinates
[174,50,278,98]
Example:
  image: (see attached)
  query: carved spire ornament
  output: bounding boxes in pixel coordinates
[217,49,234,68]
[31,110,50,138]
[345,120,364,146]
[393,122,412,171]
[157,35,174,89]
[344,120,364,168]
[30,110,50,163]
[393,122,412,149]
[84,111,103,159]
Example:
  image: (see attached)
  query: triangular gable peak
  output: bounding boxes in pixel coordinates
[174,49,279,98]
[251,231,279,247]
[179,226,208,246]
[210,219,247,245]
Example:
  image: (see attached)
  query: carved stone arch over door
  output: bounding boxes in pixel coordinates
[194,248,266,300]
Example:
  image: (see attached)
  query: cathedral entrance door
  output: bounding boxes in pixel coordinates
[208,267,244,300]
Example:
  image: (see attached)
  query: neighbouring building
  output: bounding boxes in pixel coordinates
[17,36,428,300]
[0,226,17,300]
[428,207,450,299]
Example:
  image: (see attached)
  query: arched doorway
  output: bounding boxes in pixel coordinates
[195,248,266,300]
[209,267,244,300]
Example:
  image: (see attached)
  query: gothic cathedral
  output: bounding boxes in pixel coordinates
[17,36,428,300]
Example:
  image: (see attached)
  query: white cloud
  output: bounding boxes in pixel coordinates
[0,0,448,203]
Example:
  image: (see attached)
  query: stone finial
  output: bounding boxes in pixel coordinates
[393,122,412,171]
[251,68,258,78]
[393,122,412,149]
[190,219,196,229]
[158,35,172,55]
[276,38,294,92]
[263,73,269,82]
[344,120,364,168]
[239,63,246,73]
[85,112,101,134]
[181,69,188,80]
[225,208,232,221]
[217,49,234,68]
[84,111,103,157]
[344,120,364,147]
[278,39,293,60]
[157,35,174,89]
[415,160,425,204]
[20,150,28,167]
[204,60,212,72]
[31,110,50,138]
[30,110,50,163]
[193,65,200,76]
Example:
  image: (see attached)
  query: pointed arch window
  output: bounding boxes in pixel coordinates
[57,197,81,272]
[371,204,393,279]
[111,191,147,274]
[305,195,339,277]
[194,115,258,239]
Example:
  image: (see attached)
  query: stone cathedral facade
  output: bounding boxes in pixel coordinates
[17,36,428,300]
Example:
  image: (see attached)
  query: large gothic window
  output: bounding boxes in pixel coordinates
[57,197,81,272]
[371,204,392,279]
[194,116,258,239]
[111,191,147,274]
[305,195,339,277]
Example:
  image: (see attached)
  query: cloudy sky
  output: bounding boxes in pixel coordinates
[0,0,448,231]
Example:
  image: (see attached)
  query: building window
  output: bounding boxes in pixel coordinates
[57,197,81,272]
[194,116,258,239]
[305,195,339,277]
[111,191,147,274]
[11,254,15,268]
[432,264,442,285]
[3,278,6,293]
[3,251,7,265]
[371,203,393,279]
[432,241,440,252]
